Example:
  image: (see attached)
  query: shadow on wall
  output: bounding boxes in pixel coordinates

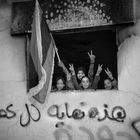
[117,18,140,93]
[135,0,140,20]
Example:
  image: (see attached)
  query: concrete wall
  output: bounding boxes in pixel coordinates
[0,0,140,98]
[0,2,27,104]
[0,0,140,103]
[117,0,140,93]
[0,1,140,140]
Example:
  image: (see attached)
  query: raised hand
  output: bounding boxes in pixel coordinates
[105,68,113,80]
[96,64,103,75]
[88,50,95,63]
[69,64,75,75]
[58,60,64,68]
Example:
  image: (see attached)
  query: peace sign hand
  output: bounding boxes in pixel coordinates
[105,68,113,80]
[88,50,95,63]
[69,64,75,75]
[96,64,103,75]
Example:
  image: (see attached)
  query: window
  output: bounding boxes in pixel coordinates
[51,29,118,91]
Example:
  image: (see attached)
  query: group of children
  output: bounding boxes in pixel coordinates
[51,50,118,92]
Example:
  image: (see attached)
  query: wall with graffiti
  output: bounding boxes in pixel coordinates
[1,1,140,140]
[1,90,140,140]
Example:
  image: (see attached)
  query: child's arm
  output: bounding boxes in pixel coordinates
[58,61,75,90]
[112,78,118,89]
[92,64,103,90]
[69,64,82,90]
[88,50,95,82]
[58,61,71,81]
[66,80,74,90]
[105,68,118,89]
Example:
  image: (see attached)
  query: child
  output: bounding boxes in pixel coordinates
[52,76,66,92]
[104,68,118,90]
[69,50,96,90]
[81,76,91,90]
[76,67,86,82]
[70,64,103,90]
[58,60,74,90]
[104,79,113,90]
[77,50,95,82]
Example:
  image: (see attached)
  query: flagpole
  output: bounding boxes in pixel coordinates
[50,34,61,62]
[25,34,30,92]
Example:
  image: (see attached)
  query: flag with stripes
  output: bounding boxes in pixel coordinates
[29,0,55,103]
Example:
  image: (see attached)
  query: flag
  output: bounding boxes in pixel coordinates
[29,0,55,104]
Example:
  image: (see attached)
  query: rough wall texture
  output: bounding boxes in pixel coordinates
[0,0,140,106]
[0,1,140,140]
[0,3,27,103]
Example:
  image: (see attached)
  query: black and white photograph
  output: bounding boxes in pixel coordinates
[1,0,140,140]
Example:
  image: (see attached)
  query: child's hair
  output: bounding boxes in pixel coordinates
[81,76,91,83]
[77,67,86,74]
[55,76,65,84]
[104,78,113,90]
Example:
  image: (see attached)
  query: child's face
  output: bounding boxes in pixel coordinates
[81,77,90,89]
[104,79,112,90]
[77,70,85,80]
[56,79,65,91]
